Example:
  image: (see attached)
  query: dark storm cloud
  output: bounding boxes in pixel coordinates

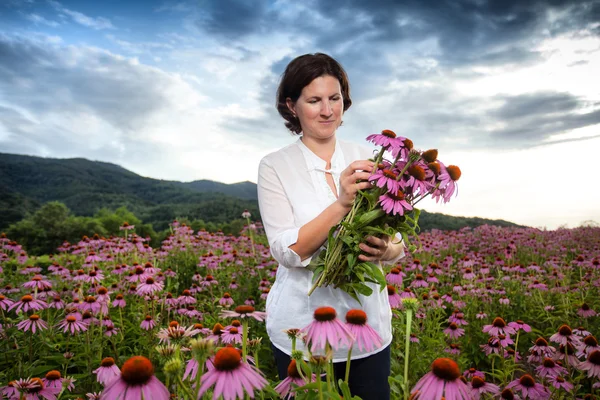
[194,0,271,38]
[0,34,175,133]
[0,33,198,174]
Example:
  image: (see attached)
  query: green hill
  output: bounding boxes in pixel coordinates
[0,153,258,232]
[0,152,523,233]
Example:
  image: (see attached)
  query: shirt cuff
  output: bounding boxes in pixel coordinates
[381,234,405,266]
[276,227,313,268]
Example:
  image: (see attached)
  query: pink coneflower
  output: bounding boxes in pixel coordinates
[411,274,428,288]
[81,296,102,314]
[17,314,48,333]
[128,266,151,283]
[443,322,465,339]
[156,322,200,344]
[437,164,461,202]
[120,221,134,231]
[549,324,580,346]
[366,129,405,151]
[480,337,501,356]
[379,189,413,216]
[206,322,225,343]
[94,357,121,385]
[112,294,126,308]
[573,326,591,337]
[535,358,567,378]
[505,374,550,399]
[579,350,600,379]
[221,326,244,344]
[0,294,14,311]
[198,347,267,399]
[482,317,516,336]
[528,337,556,362]
[140,315,156,330]
[577,303,597,318]
[0,381,18,399]
[300,306,355,352]
[8,294,48,313]
[220,305,267,321]
[344,309,383,352]
[462,268,476,280]
[100,356,169,399]
[469,376,500,399]
[369,168,402,193]
[177,289,196,305]
[547,375,573,392]
[22,275,53,290]
[48,295,65,310]
[410,358,471,399]
[476,312,487,320]
[136,277,164,295]
[463,368,485,379]
[201,274,218,286]
[274,359,316,399]
[9,377,61,400]
[387,285,402,308]
[404,164,433,196]
[444,343,461,355]
[577,335,600,358]
[84,270,104,284]
[219,292,235,306]
[104,325,119,337]
[57,315,88,335]
[41,370,67,391]
[508,320,531,333]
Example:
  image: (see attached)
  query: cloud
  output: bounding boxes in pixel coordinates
[25,13,60,27]
[48,1,115,30]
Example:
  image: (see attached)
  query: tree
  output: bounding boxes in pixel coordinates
[7,202,106,255]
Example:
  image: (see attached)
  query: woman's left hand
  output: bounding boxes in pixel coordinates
[358,235,390,262]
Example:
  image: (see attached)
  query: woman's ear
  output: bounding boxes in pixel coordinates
[286,98,296,116]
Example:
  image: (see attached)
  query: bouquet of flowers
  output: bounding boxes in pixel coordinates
[307,129,461,301]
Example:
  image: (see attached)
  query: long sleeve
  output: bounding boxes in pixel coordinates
[257,158,313,268]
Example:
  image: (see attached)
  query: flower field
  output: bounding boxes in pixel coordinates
[0,222,599,399]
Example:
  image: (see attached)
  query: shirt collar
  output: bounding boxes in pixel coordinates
[297,137,344,174]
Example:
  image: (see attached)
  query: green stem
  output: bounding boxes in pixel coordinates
[316,368,324,400]
[344,347,352,383]
[511,331,520,381]
[242,319,248,363]
[403,309,413,400]
[177,375,195,400]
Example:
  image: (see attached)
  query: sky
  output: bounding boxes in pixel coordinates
[0,0,599,230]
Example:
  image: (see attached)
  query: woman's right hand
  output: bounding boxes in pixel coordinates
[337,160,375,209]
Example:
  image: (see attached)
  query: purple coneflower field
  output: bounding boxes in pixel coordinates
[0,221,599,399]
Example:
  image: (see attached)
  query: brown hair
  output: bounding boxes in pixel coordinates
[276,53,352,134]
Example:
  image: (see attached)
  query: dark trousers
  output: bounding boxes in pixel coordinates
[272,345,391,400]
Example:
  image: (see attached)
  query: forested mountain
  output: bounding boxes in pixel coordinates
[0,152,523,233]
[0,153,258,231]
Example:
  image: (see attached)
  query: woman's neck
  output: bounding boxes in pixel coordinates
[301,135,336,164]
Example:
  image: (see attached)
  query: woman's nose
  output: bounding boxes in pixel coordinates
[320,100,333,116]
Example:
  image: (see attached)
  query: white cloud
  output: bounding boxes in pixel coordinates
[48,1,115,30]
[26,13,60,27]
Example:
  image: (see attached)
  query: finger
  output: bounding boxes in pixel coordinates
[365,236,386,248]
[348,160,375,173]
[355,181,373,191]
[352,171,372,182]
[359,243,381,256]
[358,254,379,262]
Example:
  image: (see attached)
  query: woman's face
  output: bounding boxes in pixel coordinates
[287,75,344,141]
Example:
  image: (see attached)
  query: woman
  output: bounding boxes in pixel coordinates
[257,53,405,399]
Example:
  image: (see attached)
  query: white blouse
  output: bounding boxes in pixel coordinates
[257,137,403,362]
